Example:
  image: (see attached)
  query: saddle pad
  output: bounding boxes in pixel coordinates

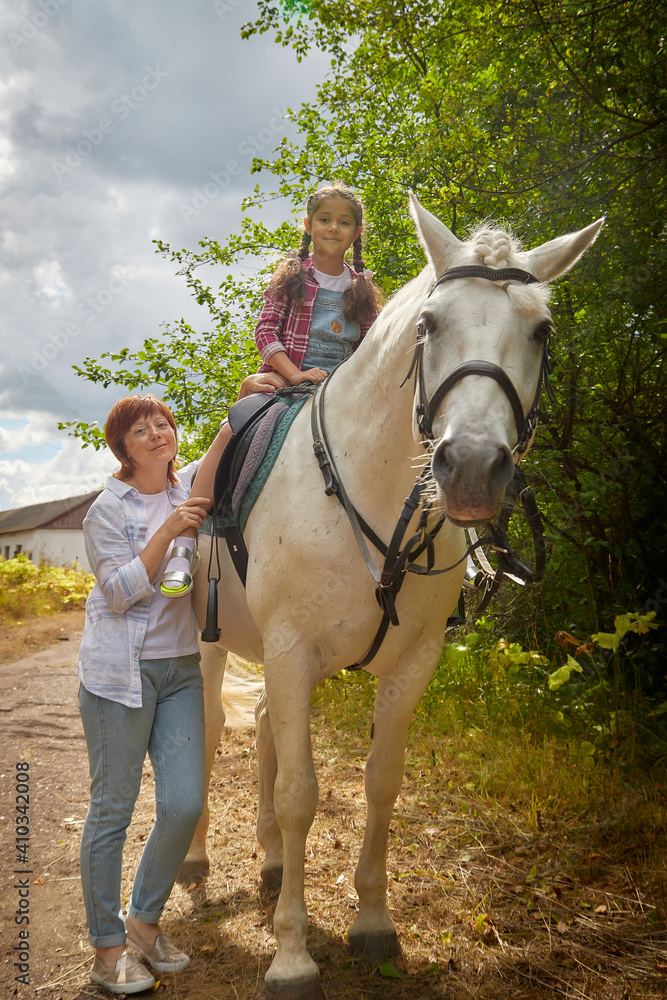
[202,394,309,538]
[237,395,309,533]
[232,401,288,516]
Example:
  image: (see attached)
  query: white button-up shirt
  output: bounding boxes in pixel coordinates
[77,462,200,708]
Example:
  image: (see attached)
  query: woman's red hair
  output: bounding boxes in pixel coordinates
[105,394,179,484]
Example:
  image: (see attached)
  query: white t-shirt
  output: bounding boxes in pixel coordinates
[137,490,199,659]
[314,266,353,292]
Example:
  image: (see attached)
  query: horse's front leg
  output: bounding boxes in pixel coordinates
[262,642,322,999]
[348,639,442,961]
[178,565,227,882]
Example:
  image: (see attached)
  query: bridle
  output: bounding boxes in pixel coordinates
[402,264,554,454]
[309,263,552,669]
[206,263,553,665]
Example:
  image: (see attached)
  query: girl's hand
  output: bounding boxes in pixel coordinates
[293,367,328,385]
[239,372,289,396]
[161,497,210,539]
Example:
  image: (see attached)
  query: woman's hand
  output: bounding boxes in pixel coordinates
[292,367,328,385]
[138,497,209,583]
[161,497,210,540]
[238,372,290,397]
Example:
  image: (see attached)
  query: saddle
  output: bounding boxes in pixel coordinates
[211,386,314,586]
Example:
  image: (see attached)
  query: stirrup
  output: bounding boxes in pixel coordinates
[160,547,200,599]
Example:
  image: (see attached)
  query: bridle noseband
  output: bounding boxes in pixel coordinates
[403,265,554,455]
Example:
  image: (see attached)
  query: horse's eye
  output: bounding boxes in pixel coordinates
[418,311,437,337]
[533,321,553,345]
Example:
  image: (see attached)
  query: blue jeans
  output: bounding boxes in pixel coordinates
[79,654,204,947]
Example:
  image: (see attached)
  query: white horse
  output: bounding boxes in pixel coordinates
[187,195,602,999]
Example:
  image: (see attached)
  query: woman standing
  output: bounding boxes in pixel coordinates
[74,385,248,992]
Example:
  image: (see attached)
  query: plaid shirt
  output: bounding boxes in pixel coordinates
[254,256,376,372]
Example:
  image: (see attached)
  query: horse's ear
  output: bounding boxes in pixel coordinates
[521,218,605,283]
[409,192,462,276]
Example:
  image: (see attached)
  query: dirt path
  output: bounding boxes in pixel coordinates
[1,627,91,998]
[1,630,666,1000]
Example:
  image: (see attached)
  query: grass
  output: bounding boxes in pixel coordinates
[301,629,667,997]
[312,611,667,896]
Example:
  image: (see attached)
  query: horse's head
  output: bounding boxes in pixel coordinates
[408,194,603,527]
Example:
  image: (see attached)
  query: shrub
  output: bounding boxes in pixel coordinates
[0,554,94,620]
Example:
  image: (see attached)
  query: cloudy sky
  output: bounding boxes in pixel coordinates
[0,0,329,510]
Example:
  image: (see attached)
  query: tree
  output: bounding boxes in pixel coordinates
[69,0,666,651]
[243,0,667,639]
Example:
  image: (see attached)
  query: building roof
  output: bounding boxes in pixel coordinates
[0,491,101,534]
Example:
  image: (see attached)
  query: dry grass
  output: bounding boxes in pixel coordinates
[41,709,667,1000]
[7,639,665,1000]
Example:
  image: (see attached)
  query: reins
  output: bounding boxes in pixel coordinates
[311,263,551,669]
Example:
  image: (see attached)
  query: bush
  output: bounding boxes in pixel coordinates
[421,612,664,773]
[0,554,94,620]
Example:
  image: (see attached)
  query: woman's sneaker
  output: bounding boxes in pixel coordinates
[90,951,155,994]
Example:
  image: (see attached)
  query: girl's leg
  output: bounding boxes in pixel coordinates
[78,685,157,950]
[161,423,233,596]
[127,653,205,926]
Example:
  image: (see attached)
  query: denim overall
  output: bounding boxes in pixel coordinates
[301,288,361,373]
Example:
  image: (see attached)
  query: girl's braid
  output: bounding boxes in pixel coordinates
[270,183,379,319]
[352,235,364,273]
[298,231,312,260]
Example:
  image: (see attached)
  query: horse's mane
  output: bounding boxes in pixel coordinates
[368,223,551,352]
[466,223,551,312]
[468,223,520,268]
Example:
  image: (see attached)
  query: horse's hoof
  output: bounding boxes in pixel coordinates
[265,979,324,1000]
[347,929,402,963]
[260,865,283,888]
[176,858,209,884]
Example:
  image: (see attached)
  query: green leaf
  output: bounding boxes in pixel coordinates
[378,961,401,978]
[548,656,583,691]
[591,631,618,652]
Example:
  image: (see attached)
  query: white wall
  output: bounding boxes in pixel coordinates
[0,530,91,572]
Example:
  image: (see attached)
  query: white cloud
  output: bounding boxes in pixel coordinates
[0,436,116,510]
[0,410,58,455]
[0,0,330,505]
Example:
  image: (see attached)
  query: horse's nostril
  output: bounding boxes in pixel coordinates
[489,446,514,489]
[431,441,454,485]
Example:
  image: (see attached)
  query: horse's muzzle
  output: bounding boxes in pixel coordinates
[431,437,515,523]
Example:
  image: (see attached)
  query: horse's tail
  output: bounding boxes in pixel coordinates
[222,654,264,730]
